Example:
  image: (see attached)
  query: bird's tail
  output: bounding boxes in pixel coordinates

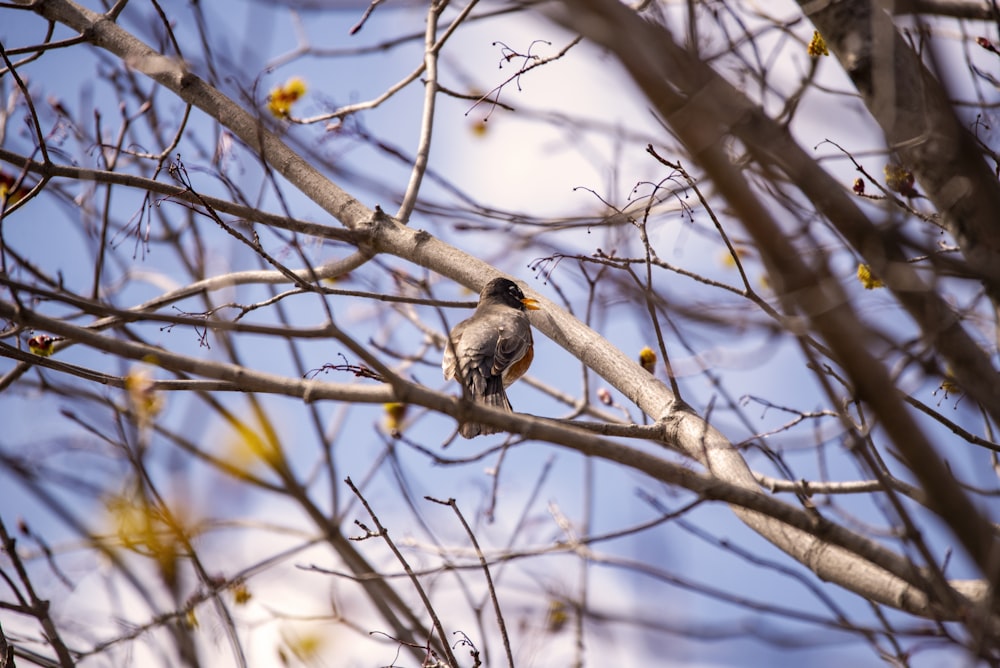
[459,377,512,439]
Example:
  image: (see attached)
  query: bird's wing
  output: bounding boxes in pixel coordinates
[442,318,468,380]
[490,312,532,376]
[444,316,498,397]
[445,306,531,396]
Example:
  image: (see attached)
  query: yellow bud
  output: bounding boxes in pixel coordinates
[856,263,884,290]
[939,378,960,395]
[0,171,29,205]
[280,628,326,662]
[267,76,308,118]
[126,366,163,425]
[470,119,489,137]
[938,366,960,397]
[231,581,252,605]
[883,163,918,197]
[546,599,569,633]
[638,346,657,374]
[720,246,749,268]
[807,30,829,57]
[383,402,408,435]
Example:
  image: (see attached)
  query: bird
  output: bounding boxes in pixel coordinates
[442,277,540,438]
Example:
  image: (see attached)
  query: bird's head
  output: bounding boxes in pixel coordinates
[481,277,540,312]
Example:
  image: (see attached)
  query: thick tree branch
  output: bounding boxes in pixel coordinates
[800,0,1000,300]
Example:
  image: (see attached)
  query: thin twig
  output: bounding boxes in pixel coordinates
[344,478,460,668]
[0,516,77,668]
[427,496,515,668]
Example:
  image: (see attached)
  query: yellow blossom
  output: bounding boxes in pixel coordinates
[884,163,918,197]
[231,581,252,605]
[470,119,489,137]
[938,367,961,398]
[0,171,29,205]
[104,490,188,581]
[383,402,408,436]
[720,246,750,267]
[280,627,326,664]
[939,377,960,396]
[638,346,657,374]
[223,417,282,470]
[126,366,163,426]
[267,77,307,118]
[807,31,829,57]
[546,599,569,633]
[856,263,884,290]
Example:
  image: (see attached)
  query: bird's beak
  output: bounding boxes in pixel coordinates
[521,297,541,311]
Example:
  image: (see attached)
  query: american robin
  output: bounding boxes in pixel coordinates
[442,277,540,438]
